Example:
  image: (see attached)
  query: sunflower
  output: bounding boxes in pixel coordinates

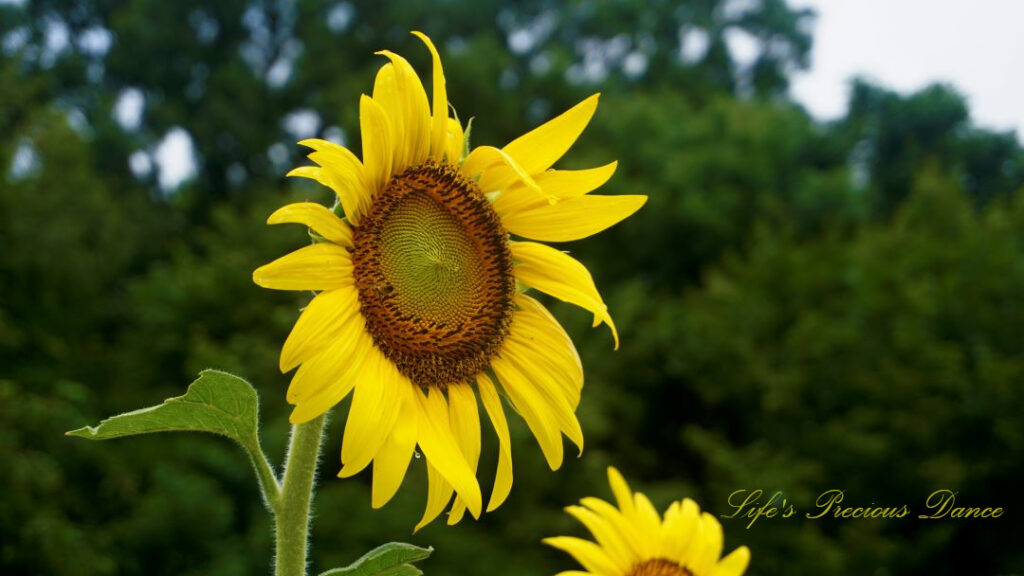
[253,32,645,529]
[544,467,750,576]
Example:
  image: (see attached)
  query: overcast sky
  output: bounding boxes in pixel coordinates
[790,0,1024,135]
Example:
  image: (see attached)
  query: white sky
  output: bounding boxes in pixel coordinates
[790,0,1024,135]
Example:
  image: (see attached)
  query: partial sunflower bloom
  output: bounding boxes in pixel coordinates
[253,32,646,529]
[545,467,750,576]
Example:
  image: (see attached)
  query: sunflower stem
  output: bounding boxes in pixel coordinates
[274,414,327,576]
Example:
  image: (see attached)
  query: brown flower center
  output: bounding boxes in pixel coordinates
[628,559,693,576]
[352,161,515,389]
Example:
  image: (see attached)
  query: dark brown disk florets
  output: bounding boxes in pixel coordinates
[352,161,515,389]
[628,559,694,576]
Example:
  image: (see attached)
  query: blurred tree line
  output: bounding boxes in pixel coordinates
[2,1,1022,574]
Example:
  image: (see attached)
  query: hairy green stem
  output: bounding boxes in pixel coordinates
[274,414,328,576]
[250,442,281,511]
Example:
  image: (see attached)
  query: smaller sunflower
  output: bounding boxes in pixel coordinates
[544,467,750,576]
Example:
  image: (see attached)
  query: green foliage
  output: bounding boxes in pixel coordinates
[68,370,262,445]
[66,370,279,505]
[318,543,432,576]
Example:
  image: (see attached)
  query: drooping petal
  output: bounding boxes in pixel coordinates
[359,94,394,198]
[506,294,583,407]
[501,194,647,243]
[267,202,354,247]
[416,461,454,531]
[499,330,583,454]
[491,355,564,470]
[412,31,448,161]
[477,372,513,512]
[279,284,359,373]
[511,241,618,347]
[446,382,481,525]
[502,94,599,174]
[414,387,483,519]
[252,243,353,291]
[287,325,373,423]
[371,383,419,508]
[338,350,403,477]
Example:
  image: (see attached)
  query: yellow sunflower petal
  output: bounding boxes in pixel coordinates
[633,492,663,542]
[658,501,682,559]
[286,319,367,403]
[446,382,481,525]
[374,50,431,168]
[607,467,636,517]
[338,351,403,477]
[491,162,618,217]
[691,512,724,575]
[267,202,354,247]
[462,145,547,198]
[712,547,751,576]
[414,386,483,519]
[416,461,454,532]
[371,383,419,508]
[280,284,359,373]
[491,355,564,470]
[580,496,650,559]
[371,63,408,171]
[295,139,369,223]
[507,294,583,407]
[662,498,700,565]
[538,162,619,199]
[446,116,465,164]
[477,372,514,512]
[501,194,647,243]
[499,341,583,454]
[252,243,353,291]
[511,241,618,347]
[565,505,635,571]
[360,94,393,196]
[502,94,599,174]
[287,327,373,423]
[411,31,448,161]
[542,537,619,576]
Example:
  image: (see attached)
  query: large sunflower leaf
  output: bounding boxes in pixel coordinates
[318,543,433,576]
[66,370,278,501]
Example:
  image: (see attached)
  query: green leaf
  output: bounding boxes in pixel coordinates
[66,369,280,503]
[67,369,259,445]
[318,543,433,576]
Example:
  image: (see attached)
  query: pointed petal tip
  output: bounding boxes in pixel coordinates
[337,463,361,479]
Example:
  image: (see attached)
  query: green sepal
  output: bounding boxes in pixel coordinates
[317,543,433,576]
